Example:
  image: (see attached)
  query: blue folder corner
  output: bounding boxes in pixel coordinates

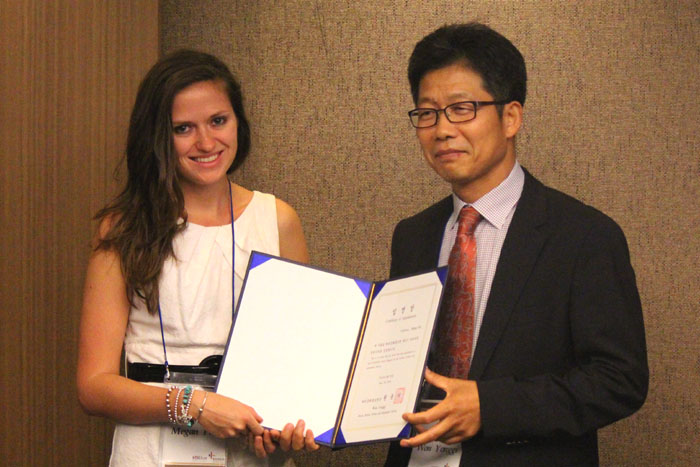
[437,266,448,285]
[354,279,372,298]
[249,251,273,269]
[398,423,412,438]
[316,427,346,446]
[373,281,386,296]
[316,428,334,445]
[334,428,346,445]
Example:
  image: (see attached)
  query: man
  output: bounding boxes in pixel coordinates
[385,23,648,466]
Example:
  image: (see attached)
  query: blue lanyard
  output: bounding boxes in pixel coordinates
[157,182,236,381]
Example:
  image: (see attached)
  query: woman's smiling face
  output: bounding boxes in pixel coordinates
[171,80,238,190]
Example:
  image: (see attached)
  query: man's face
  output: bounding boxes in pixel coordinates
[415,63,520,202]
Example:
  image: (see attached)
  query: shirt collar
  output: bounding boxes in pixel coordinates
[447,162,525,231]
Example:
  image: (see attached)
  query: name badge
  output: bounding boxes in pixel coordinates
[408,440,462,467]
[159,424,226,466]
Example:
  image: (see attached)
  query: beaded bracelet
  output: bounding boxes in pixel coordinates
[165,385,177,425]
[165,385,197,426]
[178,385,195,427]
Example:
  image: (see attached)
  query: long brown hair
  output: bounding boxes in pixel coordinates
[95,50,251,314]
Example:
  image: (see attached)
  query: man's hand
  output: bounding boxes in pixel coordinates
[248,429,276,458]
[248,419,320,458]
[271,419,320,453]
[400,368,481,447]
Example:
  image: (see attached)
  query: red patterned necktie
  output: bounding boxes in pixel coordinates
[435,205,481,379]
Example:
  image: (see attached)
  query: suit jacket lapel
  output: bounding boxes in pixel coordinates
[469,171,549,378]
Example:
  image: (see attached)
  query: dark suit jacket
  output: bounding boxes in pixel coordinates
[385,170,648,467]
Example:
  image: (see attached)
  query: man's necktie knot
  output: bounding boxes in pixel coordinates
[457,205,481,237]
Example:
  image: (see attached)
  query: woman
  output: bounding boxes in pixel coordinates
[77,50,317,466]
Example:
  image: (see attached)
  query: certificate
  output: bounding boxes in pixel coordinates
[216,251,446,447]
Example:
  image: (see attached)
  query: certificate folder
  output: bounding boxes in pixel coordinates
[216,251,447,447]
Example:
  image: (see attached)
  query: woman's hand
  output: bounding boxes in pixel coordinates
[192,391,264,439]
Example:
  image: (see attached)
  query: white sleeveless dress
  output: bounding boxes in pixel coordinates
[110,191,294,467]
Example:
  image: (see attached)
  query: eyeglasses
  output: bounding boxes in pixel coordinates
[408,100,510,128]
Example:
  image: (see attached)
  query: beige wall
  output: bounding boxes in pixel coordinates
[0,1,158,464]
[161,1,699,465]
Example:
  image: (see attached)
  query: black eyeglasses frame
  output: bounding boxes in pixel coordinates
[408,100,511,128]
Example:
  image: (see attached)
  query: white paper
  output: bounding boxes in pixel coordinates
[340,271,443,443]
[216,257,368,437]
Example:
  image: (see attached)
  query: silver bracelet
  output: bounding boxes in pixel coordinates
[196,391,209,422]
[174,387,185,424]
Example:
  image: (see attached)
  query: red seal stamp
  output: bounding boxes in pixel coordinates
[394,387,405,404]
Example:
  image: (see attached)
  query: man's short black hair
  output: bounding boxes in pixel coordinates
[408,23,527,108]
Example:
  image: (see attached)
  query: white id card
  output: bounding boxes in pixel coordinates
[159,424,226,466]
[407,417,462,467]
[408,440,462,467]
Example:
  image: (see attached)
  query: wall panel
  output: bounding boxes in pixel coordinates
[160,1,699,465]
[0,1,158,464]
